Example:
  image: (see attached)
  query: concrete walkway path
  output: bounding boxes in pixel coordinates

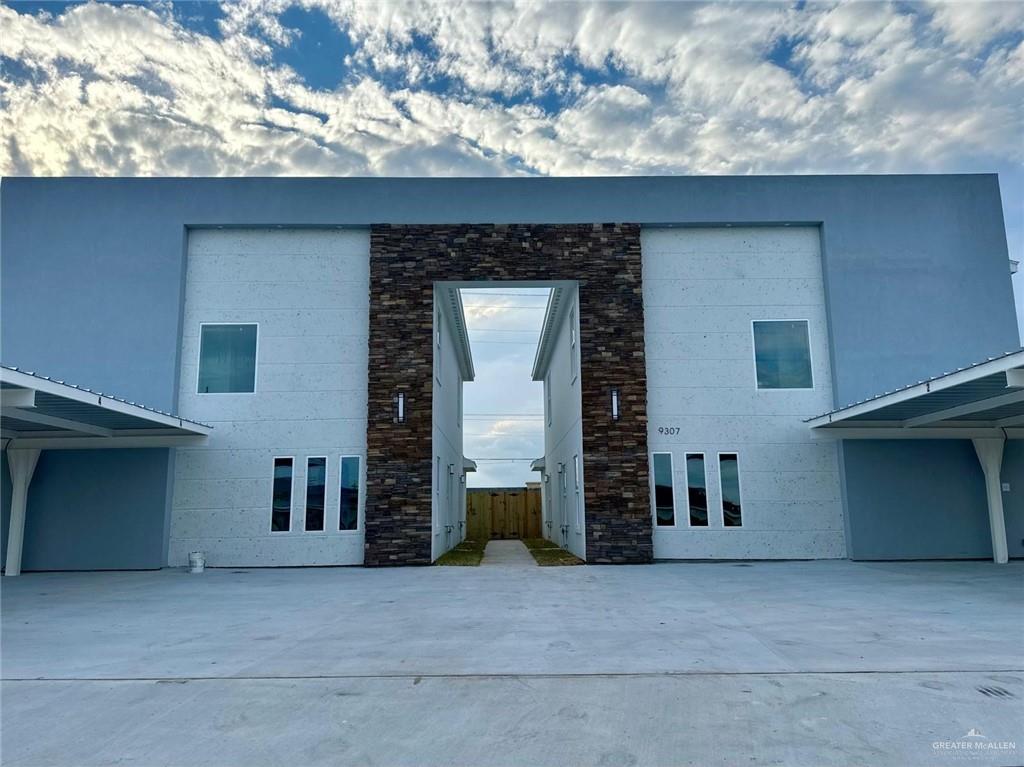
[481,539,536,566]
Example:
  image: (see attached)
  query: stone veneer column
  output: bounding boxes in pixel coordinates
[364,224,652,565]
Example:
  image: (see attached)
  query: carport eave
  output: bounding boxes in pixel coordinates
[805,349,1024,430]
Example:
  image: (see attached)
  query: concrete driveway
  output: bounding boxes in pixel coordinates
[2,560,1022,766]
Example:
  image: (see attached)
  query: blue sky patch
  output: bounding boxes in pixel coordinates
[272,6,355,91]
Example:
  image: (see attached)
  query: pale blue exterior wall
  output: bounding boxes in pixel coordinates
[1,175,1018,568]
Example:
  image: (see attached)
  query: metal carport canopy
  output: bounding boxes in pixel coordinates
[1,366,211,576]
[806,349,1024,564]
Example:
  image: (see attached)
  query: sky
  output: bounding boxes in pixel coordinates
[460,288,549,487]
[2,0,1022,483]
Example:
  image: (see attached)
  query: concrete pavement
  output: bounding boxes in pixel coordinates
[482,539,536,567]
[2,560,1022,766]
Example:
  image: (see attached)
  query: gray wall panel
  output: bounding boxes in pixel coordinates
[0,450,171,571]
[842,440,993,560]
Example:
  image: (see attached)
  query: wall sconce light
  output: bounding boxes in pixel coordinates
[448,464,455,476]
[611,388,620,421]
[395,392,405,423]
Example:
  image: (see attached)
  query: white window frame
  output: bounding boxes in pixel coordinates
[717,451,744,528]
[750,319,815,391]
[338,454,363,533]
[649,451,677,528]
[436,456,442,498]
[683,452,707,529]
[573,453,582,533]
[270,455,295,534]
[302,455,328,533]
[569,307,578,385]
[196,322,260,395]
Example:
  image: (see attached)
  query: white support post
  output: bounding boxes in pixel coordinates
[972,438,1008,564]
[5,448,41,576]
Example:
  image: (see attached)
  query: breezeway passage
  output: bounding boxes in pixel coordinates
[2,562,1021,766]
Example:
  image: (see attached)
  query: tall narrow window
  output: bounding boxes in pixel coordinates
[752,320,813,389]
[569,308,578,383]
[719,453,743,527]
[198,323,257,393]
[271,457,293,532]
[436,311,443,384]
[305,457,326,531]
[546,376,552,426]
[573,454,582,531]
[651,452,675,526]
[339,456,360,531]
[685,453,708,527]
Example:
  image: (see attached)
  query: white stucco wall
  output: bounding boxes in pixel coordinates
[169,228,370,567]
[642,227,845,559]
[431,291,468,560]
[540,287,586,561]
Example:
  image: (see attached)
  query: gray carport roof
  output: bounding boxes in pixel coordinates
[2,366,212,576]
[806,349,1024,439]
[1,365,211,449]
[805,349,1023,564]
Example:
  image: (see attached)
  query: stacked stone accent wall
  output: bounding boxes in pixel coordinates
[364,224,652,565]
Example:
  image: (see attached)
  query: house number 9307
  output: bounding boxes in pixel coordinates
[657,426,680,436]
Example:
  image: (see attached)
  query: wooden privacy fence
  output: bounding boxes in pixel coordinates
[466,487,542,541]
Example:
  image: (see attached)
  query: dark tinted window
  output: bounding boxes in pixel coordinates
[271,458,292,532]
[719,453,742,527]
[686,453,708,526]
[339,456,360,531]
[652,453,675,526]
[305,457,326,531]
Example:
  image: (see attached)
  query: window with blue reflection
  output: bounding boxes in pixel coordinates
[752,320,812,389]
[198,324,257,393]
[339,456,360,531]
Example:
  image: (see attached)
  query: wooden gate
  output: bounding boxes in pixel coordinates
[466,487,542,541]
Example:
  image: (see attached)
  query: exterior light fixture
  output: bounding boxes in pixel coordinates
[395,392,405,423]
[611,388,620,421]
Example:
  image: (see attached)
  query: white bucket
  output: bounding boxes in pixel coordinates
[188,551,206,574]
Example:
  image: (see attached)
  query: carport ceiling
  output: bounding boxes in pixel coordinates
[806,349,1024,438]
[1,366,211,448]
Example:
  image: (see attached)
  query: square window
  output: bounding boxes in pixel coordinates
[752,320,812,389]
[198,324,257,393]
